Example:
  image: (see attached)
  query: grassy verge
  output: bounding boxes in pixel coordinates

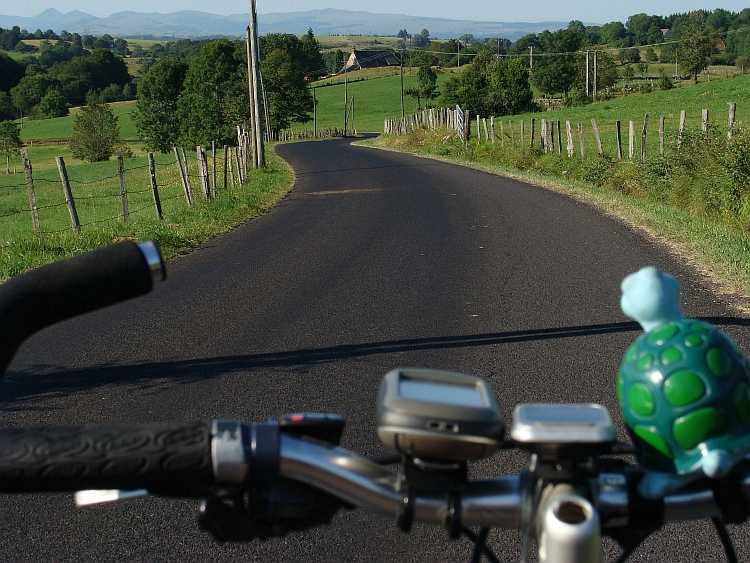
[0,147,294,281]
[361,130,750,312]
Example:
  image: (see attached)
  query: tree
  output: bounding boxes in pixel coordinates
[134,55,188,153]
[442,51,535,117]
[737,55,749,74]
[299,28,325,79]
[622,65,635,82]
[637,62,649,77]
[177,39,249,147]
[675,16,721,83]
[404,64,438,110]
[261,48,313,131]
[412,29,430,48]
[645,47,659,62]
[36,89,68,118]
[0,121,22,174]
[657,68,674,90]
[531,29,584,97]
[0,52,25,92]
[69,98,121,162]
[10,74,61,116]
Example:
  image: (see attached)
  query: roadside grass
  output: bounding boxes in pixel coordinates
[363,126,750,311]
[0,147,294,281]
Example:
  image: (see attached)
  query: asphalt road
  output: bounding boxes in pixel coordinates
[1,137,748,561]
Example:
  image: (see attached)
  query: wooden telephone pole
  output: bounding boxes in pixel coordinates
[247,0,265,168]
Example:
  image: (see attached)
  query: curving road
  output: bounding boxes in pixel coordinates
[0,137,748,561]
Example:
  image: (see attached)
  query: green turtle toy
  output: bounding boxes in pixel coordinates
[618,266,750,498]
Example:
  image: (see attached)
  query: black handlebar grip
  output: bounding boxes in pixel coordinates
[0,240,164,377]
[0,422,215,495]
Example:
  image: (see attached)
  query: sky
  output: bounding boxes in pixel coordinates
[3,0,749,25]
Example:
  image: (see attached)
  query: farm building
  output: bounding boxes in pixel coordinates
[340,48,401,73]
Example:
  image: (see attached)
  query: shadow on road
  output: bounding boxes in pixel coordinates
[2,317,748,408]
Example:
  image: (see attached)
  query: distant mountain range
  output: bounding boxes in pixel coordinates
[0,8,577,41]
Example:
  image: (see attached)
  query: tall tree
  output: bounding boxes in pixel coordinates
[531,29,584,97]
[261,48,313,131]
[299,28,325,78]
[675,15,721,83]
[69,98,122,162]
[133,55,188,153]
[177,39,249,147]
[442,51,535,117]
[404,64,439,110]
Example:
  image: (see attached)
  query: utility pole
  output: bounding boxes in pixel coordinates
[593,51,598,101]
[400,51,405,120]
[529,46,533,69]
[313,87,317,136]
[585,51,590,96]
[344,54,348,136]
[247,0,264,167]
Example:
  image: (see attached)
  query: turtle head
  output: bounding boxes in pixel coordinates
[621,267,684,333]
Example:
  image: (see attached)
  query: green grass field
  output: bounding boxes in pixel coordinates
[0,146,293,280]
[295,68,459,132]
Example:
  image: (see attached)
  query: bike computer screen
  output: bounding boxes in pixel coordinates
[376,369,504,461]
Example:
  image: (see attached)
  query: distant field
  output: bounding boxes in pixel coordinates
[17,101,138,143]
[316,35,400,52]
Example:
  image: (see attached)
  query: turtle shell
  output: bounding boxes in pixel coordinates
[618,319,750,477]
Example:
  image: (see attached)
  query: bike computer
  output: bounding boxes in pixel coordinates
[376,369,504,461]
[510,403,617,457]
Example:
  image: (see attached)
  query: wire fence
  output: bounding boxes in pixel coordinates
[0,143,251,237]
[385,103,741,162]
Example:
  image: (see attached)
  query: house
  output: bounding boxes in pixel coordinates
[339,48,401,73]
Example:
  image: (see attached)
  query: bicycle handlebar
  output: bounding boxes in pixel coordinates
[0,240,164,376]
[0,418,745,534]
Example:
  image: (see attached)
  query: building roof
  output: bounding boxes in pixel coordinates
[340,49,401,73]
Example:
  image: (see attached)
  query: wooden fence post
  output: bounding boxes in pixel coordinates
[499,120,505,147]
[557,121,562,155]
[702,109,709,133]
[464,110,471,142]
[591,119,603,156]
[540,119,546,152]
[477,115,481,141]
[566,121,574,157]
[678,110,686,147]
[229,147,236,189]
[181,147,194,200]
[223,145,229,190]
[117,151,129,224]
[235,146,244,184]
[530,118,535,147]
[56,156,80,233]
[520,120,525,147]
[641,114,649,162]
[628,120,635,159]
[728,102,736,139]
[174,146,192,205]
[212,141,217,198]
[577,123,586,158]
[509,121,515,146]
[616,120,623,160]
[659,116,665,156]
[483,118,489,142]
[197,146,210,199]
[490,117,495,144]
[148,152,163,220]
[21,148,40,233]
